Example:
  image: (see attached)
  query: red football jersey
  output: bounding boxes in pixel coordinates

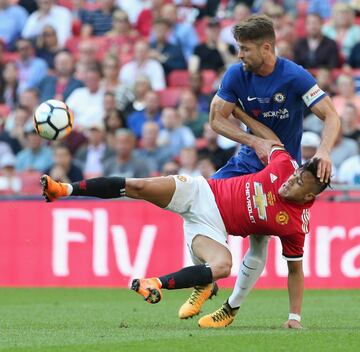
[208,148,313,260]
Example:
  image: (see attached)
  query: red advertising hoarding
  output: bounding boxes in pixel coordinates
[0,200,359,288]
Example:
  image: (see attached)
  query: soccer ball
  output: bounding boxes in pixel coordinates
[33,99,74,140]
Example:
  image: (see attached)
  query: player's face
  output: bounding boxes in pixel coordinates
[279,169,316,203]
[236,40,265,72]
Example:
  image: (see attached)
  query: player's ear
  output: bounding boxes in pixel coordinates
[304,192,316,202]
[262,41,272,53]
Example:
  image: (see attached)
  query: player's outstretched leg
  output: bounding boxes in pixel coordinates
[41,174,127,202]
[131,278,163,304]
[41,175,70,202]
[40,174,174,207]
[178,282,218,319]
[198,300,239,328]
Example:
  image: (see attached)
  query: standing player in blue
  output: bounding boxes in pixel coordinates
[178,15,340,329]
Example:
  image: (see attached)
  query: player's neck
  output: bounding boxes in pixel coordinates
[254,56,277,77]
[280,194,310,206]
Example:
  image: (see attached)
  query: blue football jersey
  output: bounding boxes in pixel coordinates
[213,57,326,179]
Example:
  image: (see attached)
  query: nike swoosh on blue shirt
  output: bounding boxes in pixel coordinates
[247,96,257,101]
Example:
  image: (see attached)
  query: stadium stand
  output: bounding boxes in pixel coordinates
[0,0,359,196]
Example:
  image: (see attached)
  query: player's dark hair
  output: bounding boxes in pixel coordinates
[300,158,330,194]
[232,14,275,48]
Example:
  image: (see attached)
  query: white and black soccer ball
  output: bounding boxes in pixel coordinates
[33,99,74,140]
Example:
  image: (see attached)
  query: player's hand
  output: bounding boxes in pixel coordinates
[282,319,303,329]
[254,139,283,165]
[312,150,332,183]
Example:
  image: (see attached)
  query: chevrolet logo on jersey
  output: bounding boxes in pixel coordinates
[253,182,268,221]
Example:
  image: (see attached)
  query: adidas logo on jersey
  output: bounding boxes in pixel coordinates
[270,173,278,183]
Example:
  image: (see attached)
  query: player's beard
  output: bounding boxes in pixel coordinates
[243,53,264,73]
[243,60,263,73]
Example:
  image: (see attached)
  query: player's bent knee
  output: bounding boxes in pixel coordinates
[210,259,232,280]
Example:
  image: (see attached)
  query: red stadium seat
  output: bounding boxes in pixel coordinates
[65,36,82,55]
[201,69,218,94]
[168,70,190,88]
[158,88,182,108]
[195,18,208,43]
[295,17,307,38]
[19,171,42,195]
[3,51,19,63]
[297,0,308,17]
[0,104,10,118]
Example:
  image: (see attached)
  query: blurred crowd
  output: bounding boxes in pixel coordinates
[1,0,360,196]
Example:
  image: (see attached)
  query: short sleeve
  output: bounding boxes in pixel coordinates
[280,233,305,261]
[216,65,239,103]
[292,66,326,107]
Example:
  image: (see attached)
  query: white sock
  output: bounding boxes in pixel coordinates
[228,235,270,308]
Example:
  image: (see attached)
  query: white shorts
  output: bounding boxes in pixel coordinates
[165,175,229,264]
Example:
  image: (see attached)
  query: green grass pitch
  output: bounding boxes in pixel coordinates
[0,288,359,352]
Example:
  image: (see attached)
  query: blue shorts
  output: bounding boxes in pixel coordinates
[212,155,262,179]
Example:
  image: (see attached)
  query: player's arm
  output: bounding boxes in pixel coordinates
[209,95,257,145]
[210,96,279,164]
[283,260,303,329]
[232,106,282,143]
[310,95,341,183]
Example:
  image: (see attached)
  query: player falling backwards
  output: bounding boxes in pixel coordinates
[41,106,329,328]
[194,14,340,329]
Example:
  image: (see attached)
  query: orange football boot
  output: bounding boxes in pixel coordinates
[131,278,163,304]
[41,174,69,202]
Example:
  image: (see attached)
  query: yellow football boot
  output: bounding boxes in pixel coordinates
[178,282,218,319]
[198,301,239,328]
